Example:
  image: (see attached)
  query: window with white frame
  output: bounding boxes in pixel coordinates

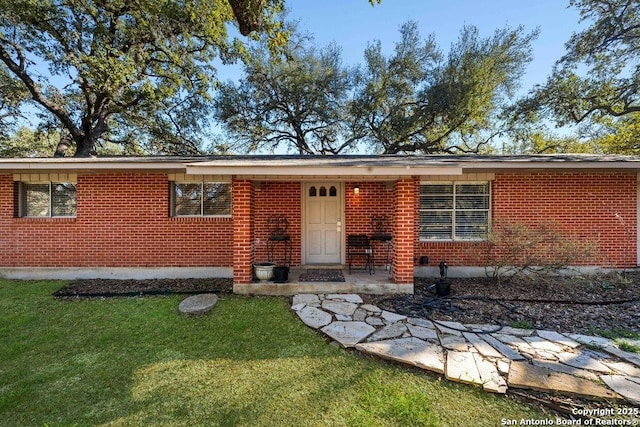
[419,182,490,241]
[171,182,231,217]
[19,182,77,217]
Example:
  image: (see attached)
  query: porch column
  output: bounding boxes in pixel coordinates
[392,178,416,288]
[233,179,254,285]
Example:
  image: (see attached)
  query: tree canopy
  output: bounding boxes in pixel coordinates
[353,22,537,154]
[0,0,285,157]
[216,21,537,155]
[214,28,360,154]
[517,0,640,139]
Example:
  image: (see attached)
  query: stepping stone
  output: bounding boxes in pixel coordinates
[322,300,358,316]
[360,304,382,313]
[532,359,599,381]
[440,335,471,352]
[523,336,564,354]
[434,321,467,336]
[365,316,384,326]
[380,310,407,323]
[297,306,332,329]
[356,337,445,374]
[326,294,363,304]
[498,326,534,337]
[291,303,306,311]
[602,346,640,368]
[557,352,612,374]
[568,333,613,348]
[480,335,526,361]
[602,360,640,377]
[352,308,367,322]
[292,294,320,307]
[407,324,438,340]
[178,293,218,315]
[321,321,375,348]
[600,375,640,405]
[367,322,408,342]
[508,361,618,400]
[536,330,581,349]
[463,333,505,359]
[407,318,435,329]
[473,353,507,394]
[446,351,482,386]
[335,314,352,321]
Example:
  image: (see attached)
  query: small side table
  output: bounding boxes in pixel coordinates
[370,233,392,272]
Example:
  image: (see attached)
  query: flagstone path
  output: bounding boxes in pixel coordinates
[291,293,640,405]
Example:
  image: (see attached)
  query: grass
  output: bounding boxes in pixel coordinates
[0,280,546,426]
[590,329,640,354]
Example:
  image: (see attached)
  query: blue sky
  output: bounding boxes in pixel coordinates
[222,0,582,95]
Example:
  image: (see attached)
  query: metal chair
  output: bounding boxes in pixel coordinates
[347,234,374,275]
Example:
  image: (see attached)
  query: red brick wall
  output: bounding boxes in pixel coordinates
[233,179,254,284]
[345,181,394,265]
[392,178,416,283]
[416,172,638,268]
[0,173,233,268]
[253,182,301,266]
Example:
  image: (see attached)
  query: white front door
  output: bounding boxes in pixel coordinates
[304,182,342,264]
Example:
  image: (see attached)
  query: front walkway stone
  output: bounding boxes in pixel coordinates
[356,337,445,374]
[531,359,599,381]
[508,361,619,400]
[380,310,407,323]
[473,353,507,394]
[297,306,332,329]
[407,324,438,340]
[292,294,320,307]
[477,334,526,361]
[557,352,612,374]
[600,375,640,405]
[178,293,218,315]
[290,293,639,405]
[322,300,358,316]
[536,330,581,349]
[602,346,640,368]
[326,294,363,304]
[367,322,407,342]
[321,321,375,348]
[446,351,482,386]
[463,332,504,359]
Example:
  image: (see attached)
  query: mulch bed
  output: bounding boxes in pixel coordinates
[53,278,233,299]
[364,271,640,335]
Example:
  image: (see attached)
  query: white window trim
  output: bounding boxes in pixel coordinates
[171,181,232,218]
[19,181,77,218]
[419,181,491,242]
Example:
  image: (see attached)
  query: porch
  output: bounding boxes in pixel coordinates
[234,266,409,295]
[230,178,418,294]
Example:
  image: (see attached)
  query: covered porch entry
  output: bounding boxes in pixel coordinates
[184,156,463,295]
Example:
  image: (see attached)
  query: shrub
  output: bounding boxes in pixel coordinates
[480,220,597,283]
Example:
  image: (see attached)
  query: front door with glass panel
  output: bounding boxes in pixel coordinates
[304,183,342,264]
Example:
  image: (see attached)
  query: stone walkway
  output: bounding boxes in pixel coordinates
[291,293,640,406]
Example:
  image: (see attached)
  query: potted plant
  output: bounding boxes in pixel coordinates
[254,262,276,282]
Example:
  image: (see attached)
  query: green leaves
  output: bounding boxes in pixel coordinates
[0,0,286,156]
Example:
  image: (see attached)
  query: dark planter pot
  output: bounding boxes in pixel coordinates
[273,266,290,283]
[436,280,450,297]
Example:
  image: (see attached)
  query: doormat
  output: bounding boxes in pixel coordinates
[298,269,345,282]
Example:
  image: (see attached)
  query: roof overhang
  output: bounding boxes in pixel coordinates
[1,154,640,176]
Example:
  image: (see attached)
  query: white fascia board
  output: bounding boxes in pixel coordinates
[0,159,186,171]
[185,164,463,177]
[461,161,640,171]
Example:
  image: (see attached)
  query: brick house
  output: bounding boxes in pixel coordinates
[0,154,638,294]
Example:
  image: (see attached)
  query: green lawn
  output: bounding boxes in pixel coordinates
[0,280,545,426]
